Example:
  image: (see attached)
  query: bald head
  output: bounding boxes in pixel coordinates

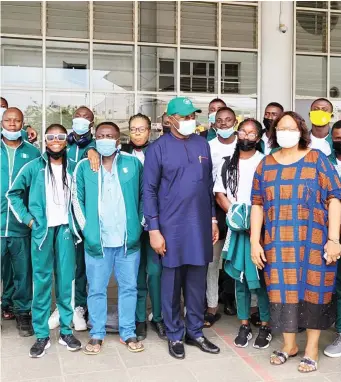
[2,107,24,134]
[3,107,23,121]
[73,106,94,122]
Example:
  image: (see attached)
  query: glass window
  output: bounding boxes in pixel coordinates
[296,11,327,52]
[93,44,134,91]
[1,1,42,35]
[221,51,257,95]
[330,57,341,99]
[222,5,257,49]
[1,38,43,88]
[139,1,176,44]
[181,2,217,46]
[46,41,89,90]
[331,2,341,10]
[46,1,88,39]
[180,49,217,93]
[296,1,327,8]
[139,46,176,92]
[296,55,327,97]
[330,13,341,54]
[93,1,134,41]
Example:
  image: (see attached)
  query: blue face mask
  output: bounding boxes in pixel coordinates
[2,128,22,141]
[72,117,91,135]
[208,112,216,126]
[216,127,234,139]
[0,107,7,121]
[96,138,117,157]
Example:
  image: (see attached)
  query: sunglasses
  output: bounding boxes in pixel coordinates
[45,133,67,142]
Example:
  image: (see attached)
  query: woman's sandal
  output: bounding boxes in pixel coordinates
[270,350,298,365]
[83,339,103,355]
[298,357,318,373]
[204,312,222,328]
[120,337,144,353]
[2,308,15,320]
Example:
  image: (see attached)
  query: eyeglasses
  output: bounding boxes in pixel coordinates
[275,127,299,132]
[46,133,67,142]
[130,127,148,133]
[237,131,257,140]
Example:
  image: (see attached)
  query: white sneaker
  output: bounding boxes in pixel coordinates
[48,308,60,330]
[73,306,87,331]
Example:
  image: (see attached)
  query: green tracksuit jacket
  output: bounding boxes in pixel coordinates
[1,138,40,237]
[72,151,144,258]
[67,139,96,163]
[6,153,81,248]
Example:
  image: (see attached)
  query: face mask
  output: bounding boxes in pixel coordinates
[0,107,7,121]
[333,141,341,155]
[2,128,22,141]
[174,119,196,136]
[216,127,234,139]
[309,110,332,127]
[276,130,300,149]
[238,139,257,152]
[46,146,66,159]
[96,138,117,157]
[263,118,273,131]
[208,112,216,126]
[72,117,91,135]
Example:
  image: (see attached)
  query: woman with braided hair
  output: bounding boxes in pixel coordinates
[214,118,271,349]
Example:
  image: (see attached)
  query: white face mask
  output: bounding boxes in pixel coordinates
[0,107,7,121]
[276,130,300,149]
[174,118,196,136]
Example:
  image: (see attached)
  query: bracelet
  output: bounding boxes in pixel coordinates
[328,238,340,244]
[212,220,218,224]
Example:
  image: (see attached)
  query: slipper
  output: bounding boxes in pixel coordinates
[270,350,298,365]
[2,309,15,320]
[120,337,144,353]
[204,312,222,328]
[83,339,103,355]
[298,356,318,373]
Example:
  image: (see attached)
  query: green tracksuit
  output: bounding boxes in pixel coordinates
[7,153,81,338]
[67,138,96,308]
[121,143,162,323]
[1,138,40,314]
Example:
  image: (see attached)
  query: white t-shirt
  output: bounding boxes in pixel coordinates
[133,149,145,165]
[309,133,331,156]
[214,151,264,205]
[46,163,70,227]
[261,133,272,155]
[209,136,237,182]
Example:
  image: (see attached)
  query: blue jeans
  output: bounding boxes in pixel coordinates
[85,247,140,341]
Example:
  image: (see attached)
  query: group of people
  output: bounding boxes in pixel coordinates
[1,94,341,374]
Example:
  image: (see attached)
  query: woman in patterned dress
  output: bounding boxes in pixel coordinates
[250,111,341,373]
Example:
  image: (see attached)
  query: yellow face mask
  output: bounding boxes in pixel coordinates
[309,110,332,126]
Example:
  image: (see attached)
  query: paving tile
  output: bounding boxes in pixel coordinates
[1,335,58,358]
[128,364,197,382]
[1,354,62,381]
[325,372,341,381]
[22,378,64,382]
[64,370,130,382]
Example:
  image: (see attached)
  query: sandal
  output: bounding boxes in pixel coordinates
[298,357,318,373]
[120,337,144,353]
[270,350,298,365]
[204,312,221,328]
[2,308,15,320]
[83,339,103,355]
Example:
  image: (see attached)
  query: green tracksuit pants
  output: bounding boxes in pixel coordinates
[1,236,32,313]
[135,232,162,323]
[1,253,15,309]
[235,275,270,322]
[75,240,87,308]
[335,260,341,333]
[31,225,75,339]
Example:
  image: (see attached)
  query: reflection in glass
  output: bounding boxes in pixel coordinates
[296,11,327,52]
[330,13,341,54]
[46,41,89,90]
[1,38,43,88]
[330,57,341,99]
[93,44,134,91]
[296,55,327,97]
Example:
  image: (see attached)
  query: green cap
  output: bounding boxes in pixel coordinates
[166,97,202,117]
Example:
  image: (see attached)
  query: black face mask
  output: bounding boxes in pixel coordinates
[130,140,149,150]
[46,146,67,160]
[263,118,273,131]
[162,126,171,134]
[238,139,257,152]
[333,141,341,155]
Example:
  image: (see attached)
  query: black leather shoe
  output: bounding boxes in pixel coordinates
[168,340,185,359]
[224,301,237,316]
[150,320,167,340]
[16,313,34,337]
[185,335,220,354]
[136,321,147,341]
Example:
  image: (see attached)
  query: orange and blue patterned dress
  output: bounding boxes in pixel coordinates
[252,149,341,332]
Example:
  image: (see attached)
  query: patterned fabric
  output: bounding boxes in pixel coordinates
[251,149,341,332]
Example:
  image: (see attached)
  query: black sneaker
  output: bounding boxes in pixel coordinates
[234,325,252,348]
[29,337,51,358]
[16,313,34,337]
[253,325,272,349]
[136,321,147,341]
[58,333,81,351]
[150,320,167,340]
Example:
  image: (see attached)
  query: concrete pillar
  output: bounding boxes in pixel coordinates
[260,1,294,114]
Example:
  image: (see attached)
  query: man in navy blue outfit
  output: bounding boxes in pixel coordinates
[143,97,220,359]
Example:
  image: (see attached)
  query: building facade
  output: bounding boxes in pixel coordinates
[1,1,341,142]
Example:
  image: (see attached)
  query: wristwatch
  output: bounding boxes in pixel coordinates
[212,219,218,224]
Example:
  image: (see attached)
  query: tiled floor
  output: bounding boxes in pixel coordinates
[1,310,341,382]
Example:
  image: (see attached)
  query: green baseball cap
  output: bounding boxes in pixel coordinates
[166,97,202,117]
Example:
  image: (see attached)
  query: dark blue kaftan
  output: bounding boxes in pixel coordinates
[143,133,215,268]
